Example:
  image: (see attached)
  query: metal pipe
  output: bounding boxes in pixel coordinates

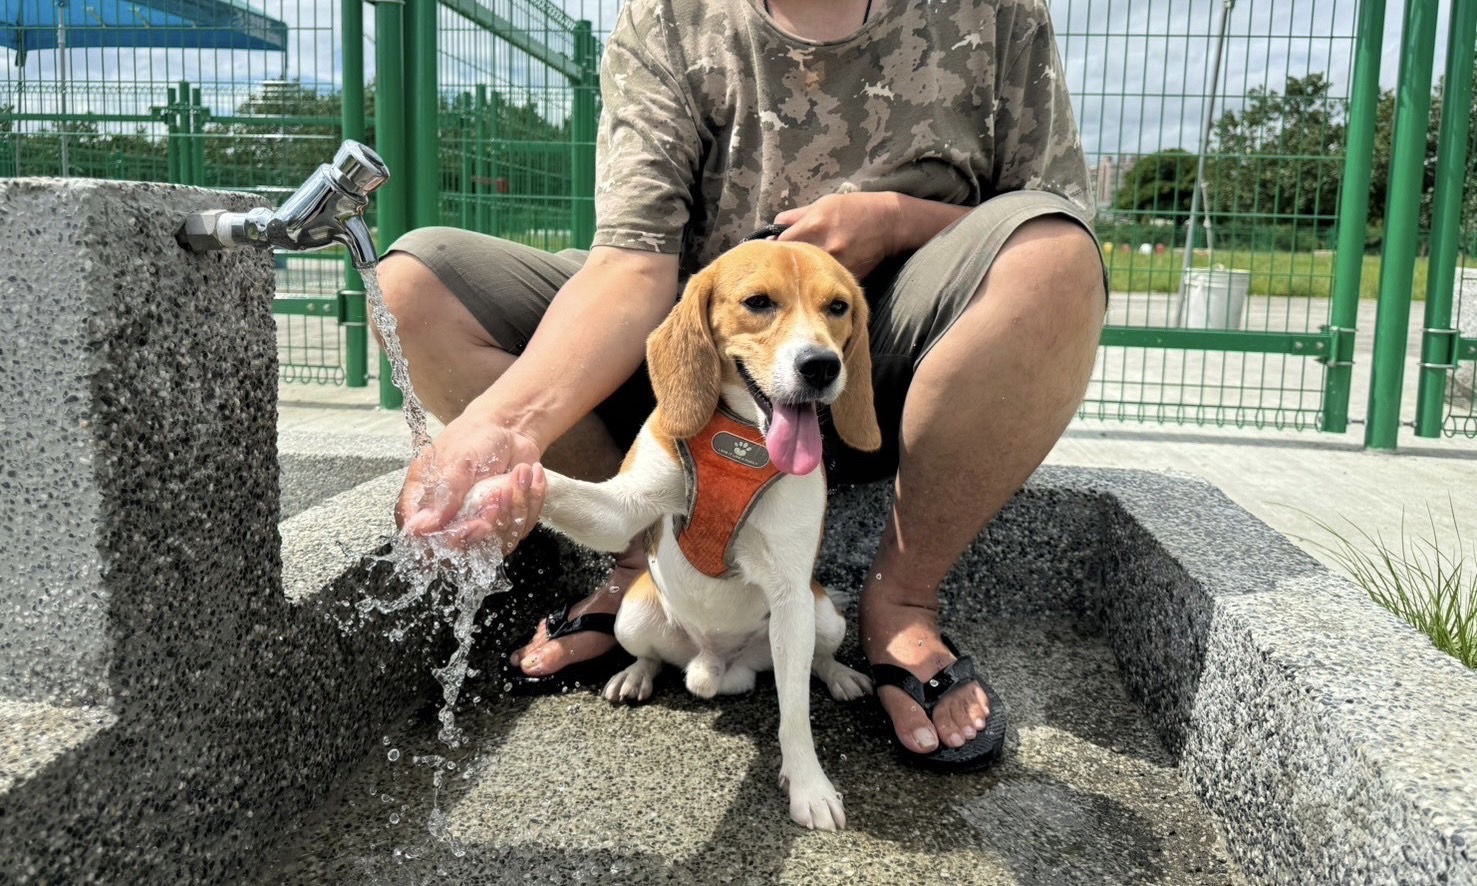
[1177,0,1235,325]
[374,0,409,409]
[409,0,440,231]
[1413,0,1477,437]
[342,0,369,388]
[571,20,597,249]
[1366,0,1442,450]
[1323,0,1389,433]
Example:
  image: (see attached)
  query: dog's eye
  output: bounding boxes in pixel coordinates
[827,299,850,316]
[744,294,775,311]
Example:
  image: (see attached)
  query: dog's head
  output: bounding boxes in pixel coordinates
[646,240,882,475]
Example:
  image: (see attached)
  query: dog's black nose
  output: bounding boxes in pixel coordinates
[797,351,842,389]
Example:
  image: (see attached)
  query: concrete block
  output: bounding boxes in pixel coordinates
[0,180,433,884]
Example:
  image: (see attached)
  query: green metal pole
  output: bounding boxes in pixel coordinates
[341,0,369,388]
[190,85,204,186]
[166,85,180,184]
[408,0,440,231]
[1365,0,1440,450]
[475,84,490,234]
[490,90,505,236]
[459,93,472,230]
[1413,0,1477,437]
[374,0,408,410]
[1322,0,1388,433]
[178,81,194,185]
[570,21,597,249]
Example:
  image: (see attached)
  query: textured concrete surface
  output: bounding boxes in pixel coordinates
[258,467,1476,886]
[0,181,437,884]
[262,613,1237,886]
[1091,468,1477,884]
[279,428,411,519]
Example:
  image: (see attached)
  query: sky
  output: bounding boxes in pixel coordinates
[0,0,1460,159]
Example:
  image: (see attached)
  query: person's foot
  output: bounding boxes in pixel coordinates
[510,547,643,677]
[859,582,993,755]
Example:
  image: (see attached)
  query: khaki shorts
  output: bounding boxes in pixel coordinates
[386,189,1102,486]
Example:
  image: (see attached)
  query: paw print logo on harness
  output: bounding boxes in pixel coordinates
[713,431,770,469]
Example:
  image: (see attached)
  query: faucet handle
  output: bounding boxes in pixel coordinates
[331,141,390,199]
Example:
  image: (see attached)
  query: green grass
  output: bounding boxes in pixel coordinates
[1102,248,1473,301]
[1305,507,1477,670]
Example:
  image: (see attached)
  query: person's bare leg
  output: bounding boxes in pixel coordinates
[376,251,639,675]
[859,219,1105,755]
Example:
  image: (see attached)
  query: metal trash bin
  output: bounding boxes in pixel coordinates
[1179,267,1250,329]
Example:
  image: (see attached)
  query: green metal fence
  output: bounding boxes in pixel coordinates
[1415,0,1477,438]
[3,0,1474,449]
[1061,0,1364,431]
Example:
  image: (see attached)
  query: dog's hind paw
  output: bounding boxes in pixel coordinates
[815,661,873,701]
[602,660,659,704]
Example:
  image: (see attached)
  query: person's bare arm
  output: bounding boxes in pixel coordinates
[398,246,680,543]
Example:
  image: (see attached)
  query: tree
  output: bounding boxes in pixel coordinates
[1207,73,1346,226]
[1111,149,1199,219]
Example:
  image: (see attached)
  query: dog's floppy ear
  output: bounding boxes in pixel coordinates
[647,266,721,440]
[831,290,882,452]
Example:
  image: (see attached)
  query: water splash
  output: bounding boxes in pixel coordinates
[363,268,433,456]
[343,266,516,860]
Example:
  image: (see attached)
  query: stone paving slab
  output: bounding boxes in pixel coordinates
[261,614,1239,886]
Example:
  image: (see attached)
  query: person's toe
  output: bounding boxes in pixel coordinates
[879,686,940,754]
[933,683,991,748]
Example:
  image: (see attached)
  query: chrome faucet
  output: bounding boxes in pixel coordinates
[176,140,390,269]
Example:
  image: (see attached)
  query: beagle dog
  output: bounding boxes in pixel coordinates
[494,240,882,830]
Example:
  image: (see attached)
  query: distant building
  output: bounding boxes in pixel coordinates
[1091,154,1139,209]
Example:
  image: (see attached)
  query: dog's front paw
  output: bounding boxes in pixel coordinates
[603,660,658,704]
[779,767,846,831]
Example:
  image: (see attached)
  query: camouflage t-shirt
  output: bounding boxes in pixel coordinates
[592,0,1093,277]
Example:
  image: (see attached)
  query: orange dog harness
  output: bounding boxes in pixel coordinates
[674,409,783,578]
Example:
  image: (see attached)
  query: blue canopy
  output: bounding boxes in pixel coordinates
[0,0,288,63]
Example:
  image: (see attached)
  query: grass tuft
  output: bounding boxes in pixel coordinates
[1303,506,1477,670]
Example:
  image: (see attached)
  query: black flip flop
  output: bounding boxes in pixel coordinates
[869,636,1007,773]
[502,603,634,696]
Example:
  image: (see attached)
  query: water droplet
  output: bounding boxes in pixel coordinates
[389,812,401,825]
[387,748,401,762]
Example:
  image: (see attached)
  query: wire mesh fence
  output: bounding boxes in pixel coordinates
[3,0,1470,445]
[1059,0,1362,430]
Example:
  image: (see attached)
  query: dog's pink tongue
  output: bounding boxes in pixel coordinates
[767,402,823,475]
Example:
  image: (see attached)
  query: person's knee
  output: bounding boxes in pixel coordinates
[375,253,436,341]
[985,217,1105,307]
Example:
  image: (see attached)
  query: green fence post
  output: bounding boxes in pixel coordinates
[490,89,505,236]
[177,81,196,185]
[1365,0,1441,450]
[475,85,491,234]
[165,85,181,184]
[190,85,205,186]
[460,93,473,230]
[408,0,440,231]
[374,0,408,409]
[571,20,597,249]
[1413,0,1477,437]
[1322,0,1387,433]
[341,0,369,388]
